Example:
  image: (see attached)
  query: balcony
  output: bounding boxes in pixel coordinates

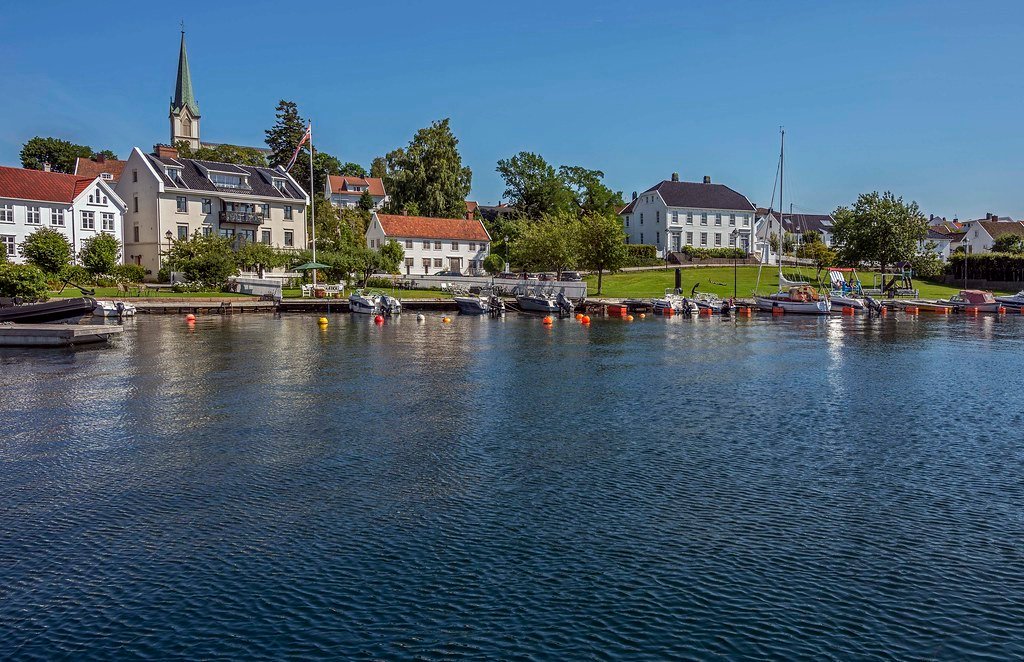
[219,210,265,225]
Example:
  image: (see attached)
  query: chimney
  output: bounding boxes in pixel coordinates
[96,154,106,163]
[42,162,51,172]
[631,191,637,200]
[154,144,179,159]
[929,214,934,221]
[671,172,679,182]
[703,175,711,184]
[986,212,994,220]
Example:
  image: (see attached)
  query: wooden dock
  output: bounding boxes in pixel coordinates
[0,324,123,347]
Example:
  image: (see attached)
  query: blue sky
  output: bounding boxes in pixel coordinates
[2,0,1023,218]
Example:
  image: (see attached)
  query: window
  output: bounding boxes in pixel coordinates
[640,212,644,225]
[26,207,40,225]
[714,214,721,226]
[273,178,286,191]
[405,240,413,249]
[81,211,95,229]
[451,242,459,250]
[203,225,212,237]
[261,204,270,219]
[625,216,630,227]
[422,258,431,273]
[50,208,65,226]
[0,204,12,223]
[237,229,255,242]
[700,232,707,246]
[686,231,693,245]
[176,196,187,213]
[219,228,236,238]
[469,242,476,251]
[743,214,750,227]
[133,226,140,242]
[433,258,442,267]
[102,213,115,231]
[103,195,108,204]
[700,213,708,226]
[133,195,139,213]
[434,241,441,249]
[177,224,189,240]
[284,205,293,220]
[423,240,430,249]
[729,214,736,226]
[202,198,212,214]
[714,233,722,247]
[687,212,693,224]
[165,167,183,182]
[261,230,271,244]
[405,257,414,269]
[656,211,660,224]
[1,235,15,256]
[640,232,644,243]
[210,173,244,189]
[656,231,660,244]
[132,169,138,183]
[100,173,113,180]
[729,233,737,247]
[284,230,294,247]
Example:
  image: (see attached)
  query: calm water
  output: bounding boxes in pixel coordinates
[2,312,1023,660]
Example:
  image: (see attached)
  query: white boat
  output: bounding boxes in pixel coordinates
[454,295,489,315]
[753,129,831,316]
[937,289,1002,313]
[349,290,402,315]
[93,300,137,317]
[516,286,574,315]
[652,290,697,315]
[824,268,865,310]
[995,291,1024,308]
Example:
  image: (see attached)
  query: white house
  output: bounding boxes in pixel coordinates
[365,213,490,276]
[0,166,125,264]
[116,145,309,277]
[961,219,1024,254]
[325,175,388,210]
[619,174,757,257]
[753,209,838,262]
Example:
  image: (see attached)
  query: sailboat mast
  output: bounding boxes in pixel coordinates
[778,128,785,283]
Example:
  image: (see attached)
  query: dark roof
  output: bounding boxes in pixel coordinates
[759,209,835,234]
[478,203,522,223]
[978,220,1024,239]
[146,154,306,200]
[620,180,755,214]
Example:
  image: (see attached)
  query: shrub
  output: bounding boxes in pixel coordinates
[164,233,238,288]
[625,244,658,260]
[58,264,91,286]
[111,263,146,283]
[483,253,505,275]
[0,263,49,301]
[910,242,944,279]
[79,233,121,274]
[171,282,208,293]
[20,227,72,275]
[364,276,395,289]
[679,246,747,260]
[946,253,1024,282]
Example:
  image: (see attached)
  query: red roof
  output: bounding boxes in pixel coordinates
[0,166,95,204]
[327,175,386,197]
[465,200,478,216]
[74,156,126,182]
[375,214,490,242]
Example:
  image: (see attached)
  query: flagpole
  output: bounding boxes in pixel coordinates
[309,122,317,290]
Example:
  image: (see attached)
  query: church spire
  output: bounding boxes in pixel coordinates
[171,29,199,117]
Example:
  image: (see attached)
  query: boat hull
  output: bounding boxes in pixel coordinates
[994,296,1024,308]
[754,296,831,315]
[454,296,488,315]
[829,295,865,310]
[349,296,379,315]
[0,297,96,324]
[517,295,558,313]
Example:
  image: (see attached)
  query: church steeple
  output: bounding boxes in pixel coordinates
[169,29,201,149]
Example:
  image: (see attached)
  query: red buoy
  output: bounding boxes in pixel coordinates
[374,315,384,324]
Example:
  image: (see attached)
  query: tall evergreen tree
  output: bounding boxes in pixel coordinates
[379,118,471,218]
[265,100,311,189]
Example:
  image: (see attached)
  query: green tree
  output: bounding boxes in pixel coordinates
[0,263,49,301]
[94,149,118,160]
[358,190,375,212]
[380,118,472,218]
[235,240,284,277]
[164,233,238,288]
[369,157,387,179]
[910,240,944,279]
[508,213,580,274]
[496,151,572,220]
[265,100,309,182]
[832,191,927,274]
[795,240,836,278]
[991,234,1024,254]
[577,212,627,294]
[482,253,505,275]
[377,240,405,274]
[20,227,73,275]
[339,162,368,177]
[558,165,625,218]
[184,142,268,167]
[20,136,94,173]
[79,233,121,275]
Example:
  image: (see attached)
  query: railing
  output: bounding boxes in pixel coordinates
[219,211,265,225]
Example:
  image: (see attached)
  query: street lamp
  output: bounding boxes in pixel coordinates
[963,233,970,290]
[503,234,510,273]
[730,230,739,301]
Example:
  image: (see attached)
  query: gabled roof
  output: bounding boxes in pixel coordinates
[374,214,490,242]
[74,157,126,182]
[0,166,96,204]
[465,200,478,216]
[978,220,1024,239]
[145,153,306,200]
[620,180,755,214]
[926,228,954,241]
[327,175,385,197]
[758,209,835,235]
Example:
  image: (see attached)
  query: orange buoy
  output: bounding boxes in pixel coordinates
[663,307,674,317]
[998,306,1007,314]
[639,313,646,319]
[185,313,196,322]
[575,313,583,321]
[543,316,553,325]
[581,315,591,324]
[700,307,713,316]
[442,316,451,324]
[842,306,855,315]
[967,306,979,315]
[626,314,634,321]
[772,307,784,316]
[905,306,919,314]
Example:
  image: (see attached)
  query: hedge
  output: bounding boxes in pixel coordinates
[946,253,1024,282]
[679,246,747,260]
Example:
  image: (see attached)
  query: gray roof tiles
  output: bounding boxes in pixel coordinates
[619,180,755,214]
[147,154,305,200]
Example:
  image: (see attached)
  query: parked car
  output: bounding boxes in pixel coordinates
[537,272,557,281]
[495,272,523,280]
[561,271,583,281]
[434,270,464,277]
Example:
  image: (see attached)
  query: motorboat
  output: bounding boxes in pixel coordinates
[93,300,137,317]
[516,286,574,316]
[652,290,698,315]
[453,287,504,315]
[895,300,953,313]
[824,267,866,310]
[937,289,1002,313]
[754,286,832,315]
[0,297,97,324]
[349,290,402,315]
[691,292,736,313]
[994,291,1024,308]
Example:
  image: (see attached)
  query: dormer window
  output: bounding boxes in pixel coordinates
[100,173,113,180]
[273,178,287,192]
[165,166,183,182]
[210,173,246,189]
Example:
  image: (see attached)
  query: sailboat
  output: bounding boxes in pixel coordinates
[754,129,831,315]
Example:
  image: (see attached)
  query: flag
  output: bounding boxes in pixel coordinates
[285,122,311,172]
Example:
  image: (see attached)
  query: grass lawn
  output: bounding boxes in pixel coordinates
[585,266,1002,300]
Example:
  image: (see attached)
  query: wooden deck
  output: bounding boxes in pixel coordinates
[0,324,123,347]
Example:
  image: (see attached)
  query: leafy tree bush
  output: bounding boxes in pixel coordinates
[365,276,395,289]
[111,263,146,282]
[0,263,49,301]
[482,253,505,275]
[21,227,73,275]
[235,240,285,276]
[625,244,658,260]
[164,233,238,288]
[578,213,627,294]
[379,118,472,218]
[795,241,837,277]
[679,246,747,260]
[20,136,94,173]
[79,233,121,275]
[946,253,1024,282]
[909,241,944,279]
[58,264,91,286]
[832,191,927,274]
[991,235,1024,254]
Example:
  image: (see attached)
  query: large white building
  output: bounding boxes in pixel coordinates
[619,174,757,256]
[116,145,308,277]
[0,166,125,264]
[365,213,491,276]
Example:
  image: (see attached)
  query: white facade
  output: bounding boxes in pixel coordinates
[116,147,309,278]
[0,177,125,265]
[622,191,755,256]
[365,213,491,276]
[325,176,388,211]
